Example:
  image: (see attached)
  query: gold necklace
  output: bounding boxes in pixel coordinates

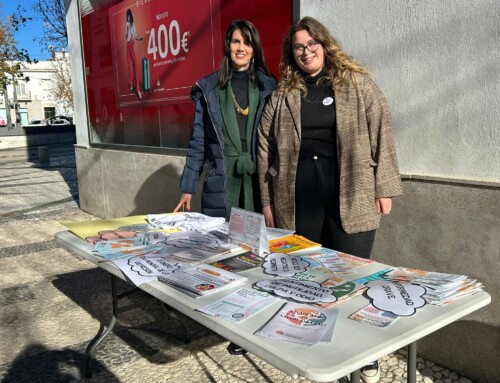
[231,91,249,116]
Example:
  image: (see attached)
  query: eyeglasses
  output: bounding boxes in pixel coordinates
[292,40,320,55]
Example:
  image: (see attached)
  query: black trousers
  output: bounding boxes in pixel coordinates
[295,156,376,259]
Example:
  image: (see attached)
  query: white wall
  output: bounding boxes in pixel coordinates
[302,0,500,183]
[65,0,90,146]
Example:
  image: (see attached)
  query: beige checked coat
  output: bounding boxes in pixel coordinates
[257,72,403,234]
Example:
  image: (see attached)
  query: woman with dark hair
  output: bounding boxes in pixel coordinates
[125,8,143,99]
[257,16,402,381]
[174,19,276,220]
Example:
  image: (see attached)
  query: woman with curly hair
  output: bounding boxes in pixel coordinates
[258,16,402,261]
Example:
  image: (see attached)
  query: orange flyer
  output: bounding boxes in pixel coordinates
[268,234,321,254]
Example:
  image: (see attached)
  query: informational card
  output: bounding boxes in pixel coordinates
[147,212,225,232]
[300,248,354,274]
[353,268,394,285]
[228,208,269,257]
[162,231,239,253]
[93,240,166,260]
[339,252,374,269]
[196,288,280,322]
[349,304,400,328]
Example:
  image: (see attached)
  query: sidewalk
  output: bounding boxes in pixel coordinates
[0,144,476,383]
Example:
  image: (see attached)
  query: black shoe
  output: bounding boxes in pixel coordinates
[227,342,247,355]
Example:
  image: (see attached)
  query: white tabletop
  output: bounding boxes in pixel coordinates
[55,230,491,382]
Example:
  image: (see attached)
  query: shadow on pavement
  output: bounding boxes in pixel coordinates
[51,267,225,368]
[0,343,120,383]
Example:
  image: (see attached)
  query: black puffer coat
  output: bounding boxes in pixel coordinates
[179,70,276,218]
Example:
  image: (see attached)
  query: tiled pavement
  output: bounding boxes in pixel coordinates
[0,143,477,383]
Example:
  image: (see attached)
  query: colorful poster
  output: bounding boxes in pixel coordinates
[108,0,222,107]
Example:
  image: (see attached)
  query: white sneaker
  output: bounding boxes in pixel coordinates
[137,90,142,99]
[360,360,380,383]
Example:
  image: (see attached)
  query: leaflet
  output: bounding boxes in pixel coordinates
[196,288,280,322]
[348,304,399,328]
[210,251,263,272]
[316,276,367,308]
[158,264,247,298]
[255,302,340,345]
[147,212,226,232]
[339,253,374,269]
[268,234,321,254]
[298,247,354,274]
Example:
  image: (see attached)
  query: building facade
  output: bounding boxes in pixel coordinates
[0,54,69,127]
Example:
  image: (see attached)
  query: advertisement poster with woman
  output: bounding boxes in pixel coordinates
[108,0,222,107]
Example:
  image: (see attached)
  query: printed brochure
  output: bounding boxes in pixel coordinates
[298,247,354,274]
[210,251,264,272]
[348,304,399,328]
[255,302,340,345]
[381,267,483,305]
[315,276,367,308]
[268,234,321,254]
[196,288,280,321]
[157,264,247,298]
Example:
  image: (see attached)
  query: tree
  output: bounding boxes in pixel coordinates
[0,7,37,128]
[31,0,73,117]
[0,11,35,89]
[48,51,73,117]
[33,0,68,52]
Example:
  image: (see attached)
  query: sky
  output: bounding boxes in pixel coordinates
[1,0,52,61]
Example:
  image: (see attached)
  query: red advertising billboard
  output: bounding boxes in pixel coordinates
[82,0,292,148]
[108,0,222,108]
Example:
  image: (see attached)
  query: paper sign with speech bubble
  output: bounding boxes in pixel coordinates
[262,253,310,277]
[254,279,337,304]
[113,255,184,286]
[365,281,427,316]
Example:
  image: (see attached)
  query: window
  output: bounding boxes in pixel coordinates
[15,83,26,96]
[44,107,56,120]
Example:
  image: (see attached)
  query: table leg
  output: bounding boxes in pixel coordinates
[159,301,190,343]
[350,369,361,383]
[84,274,119,378]
[407,341,417,383]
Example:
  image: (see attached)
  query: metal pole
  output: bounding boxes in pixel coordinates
[407,341,417,383]
[12,77,21,129]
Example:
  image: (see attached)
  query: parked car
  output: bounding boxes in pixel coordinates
[29,119,47,125]
[47,116,73,126]
[50,118,71,125]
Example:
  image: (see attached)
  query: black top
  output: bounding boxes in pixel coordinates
[230,70,249,151]
[300,69,337,160]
